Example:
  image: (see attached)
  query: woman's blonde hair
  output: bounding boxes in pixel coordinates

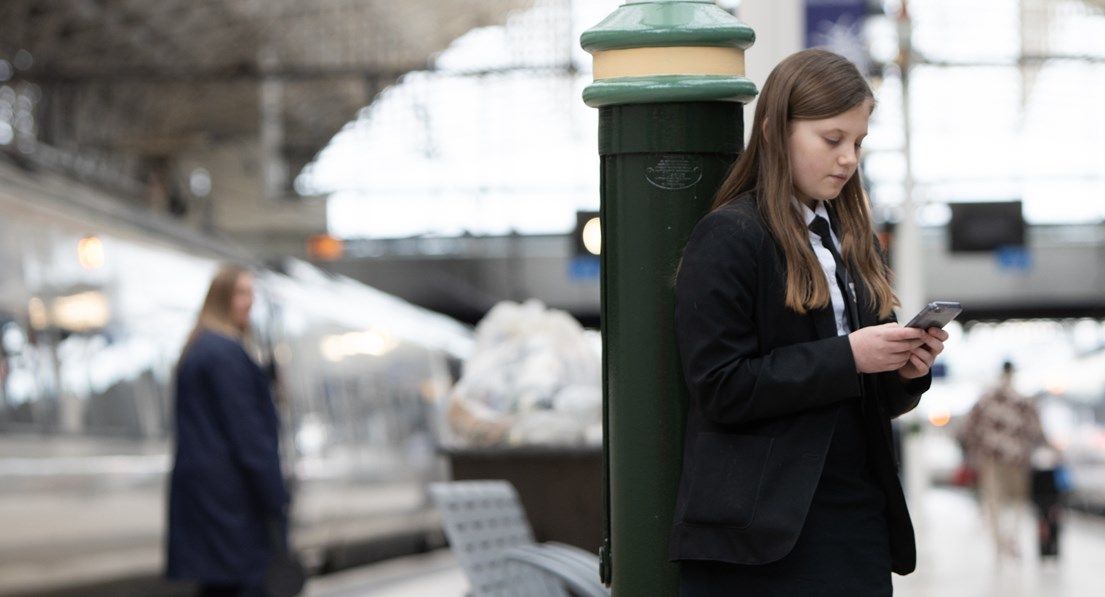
[712,48,897,319]
[180,264,252,359]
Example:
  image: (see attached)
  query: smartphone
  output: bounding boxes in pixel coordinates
[905,301,963,330]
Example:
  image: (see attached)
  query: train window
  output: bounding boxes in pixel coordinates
[0,318,59,431]
[82,382,143,437]
[55,334,146,438]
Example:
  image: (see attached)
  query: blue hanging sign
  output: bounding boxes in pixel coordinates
[805,0,869,72]
[570,256,600,281]
[996,245,1032,272]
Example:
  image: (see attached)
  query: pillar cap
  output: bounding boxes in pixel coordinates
[581,1,755,53]
[581,1,757,108]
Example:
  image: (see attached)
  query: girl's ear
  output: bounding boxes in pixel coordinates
[763,116,786,140]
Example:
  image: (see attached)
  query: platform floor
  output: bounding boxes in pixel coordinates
[305,486,1105,596]
[304,549,467,597]
[894,486,1105,597]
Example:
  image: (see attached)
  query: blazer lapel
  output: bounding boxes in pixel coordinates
[852,272,877,329]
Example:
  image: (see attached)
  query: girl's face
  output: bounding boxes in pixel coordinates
[231,273,254,332]
[787,99,872,207]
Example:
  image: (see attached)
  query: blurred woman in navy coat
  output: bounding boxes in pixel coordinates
[167,265,289,597]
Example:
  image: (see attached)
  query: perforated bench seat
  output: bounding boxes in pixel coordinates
[429,480,609,597]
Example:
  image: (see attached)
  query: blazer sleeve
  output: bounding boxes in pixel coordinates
[878,371,931,419]
[204,345,290,519]
[675,212,863,426]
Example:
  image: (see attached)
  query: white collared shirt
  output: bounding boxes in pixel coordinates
[796,199,851,336]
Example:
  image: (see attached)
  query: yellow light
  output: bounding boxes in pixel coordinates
[307,234,344,261]
[582,217,602,256]
[319,329,399,361]
[929,409,951,428]
[51,291,111,332]
[77,236,105,270]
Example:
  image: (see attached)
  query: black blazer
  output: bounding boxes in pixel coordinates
[668,194,930,575]
[167,330,289,584]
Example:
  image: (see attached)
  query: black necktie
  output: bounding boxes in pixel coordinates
[809,215,858,329]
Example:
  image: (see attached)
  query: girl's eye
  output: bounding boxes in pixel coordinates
[825,138,841,145]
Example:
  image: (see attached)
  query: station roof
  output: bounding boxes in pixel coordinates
[1,0,531,185]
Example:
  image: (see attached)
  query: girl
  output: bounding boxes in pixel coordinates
[167,265,289,597]
[669,49,947,595]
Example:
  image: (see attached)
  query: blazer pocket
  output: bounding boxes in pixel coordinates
[682,432,774,528]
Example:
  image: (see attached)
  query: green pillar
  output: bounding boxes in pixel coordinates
[581,2,756,595]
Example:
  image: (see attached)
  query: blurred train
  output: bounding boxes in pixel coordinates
[0,160,473,595]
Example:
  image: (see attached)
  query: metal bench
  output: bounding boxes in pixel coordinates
[429,480,609,597]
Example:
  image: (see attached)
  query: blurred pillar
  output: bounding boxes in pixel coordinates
[259,47,288,202]
[894,1,924,320]
[893,0,929,507]
[581,2,756,594]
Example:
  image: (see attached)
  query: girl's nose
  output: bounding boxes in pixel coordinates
[839,148,858,168]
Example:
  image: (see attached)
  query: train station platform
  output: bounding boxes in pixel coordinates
[304,549,466,597]
[305,486,1105,596]
[895,486,1105,597]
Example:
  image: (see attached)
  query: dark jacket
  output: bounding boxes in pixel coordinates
[167,330,289,585]
[668,195,930,575]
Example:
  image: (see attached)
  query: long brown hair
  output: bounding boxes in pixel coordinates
[713,48,897,318]
[180,264,252,360]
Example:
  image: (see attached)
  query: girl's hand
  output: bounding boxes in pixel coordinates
[897,327,949,380]
[848,323,926,374]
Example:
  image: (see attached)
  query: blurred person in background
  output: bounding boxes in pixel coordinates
[1029,440,1066,560]
[958,360,1045,561]
[167,265,290,597]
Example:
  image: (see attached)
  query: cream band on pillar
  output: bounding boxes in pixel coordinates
[580,1,756,108]
[592,46,746,80]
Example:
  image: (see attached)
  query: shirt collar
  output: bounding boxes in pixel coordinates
[793,197,832,228]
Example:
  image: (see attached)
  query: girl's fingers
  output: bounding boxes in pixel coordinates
[926,327,950,341]
[887,339,925,352]
[910,334,944,357]
[884,326,926,341]
[908,353,926,372]
[885,346,914,358]
[914,348,934,368]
